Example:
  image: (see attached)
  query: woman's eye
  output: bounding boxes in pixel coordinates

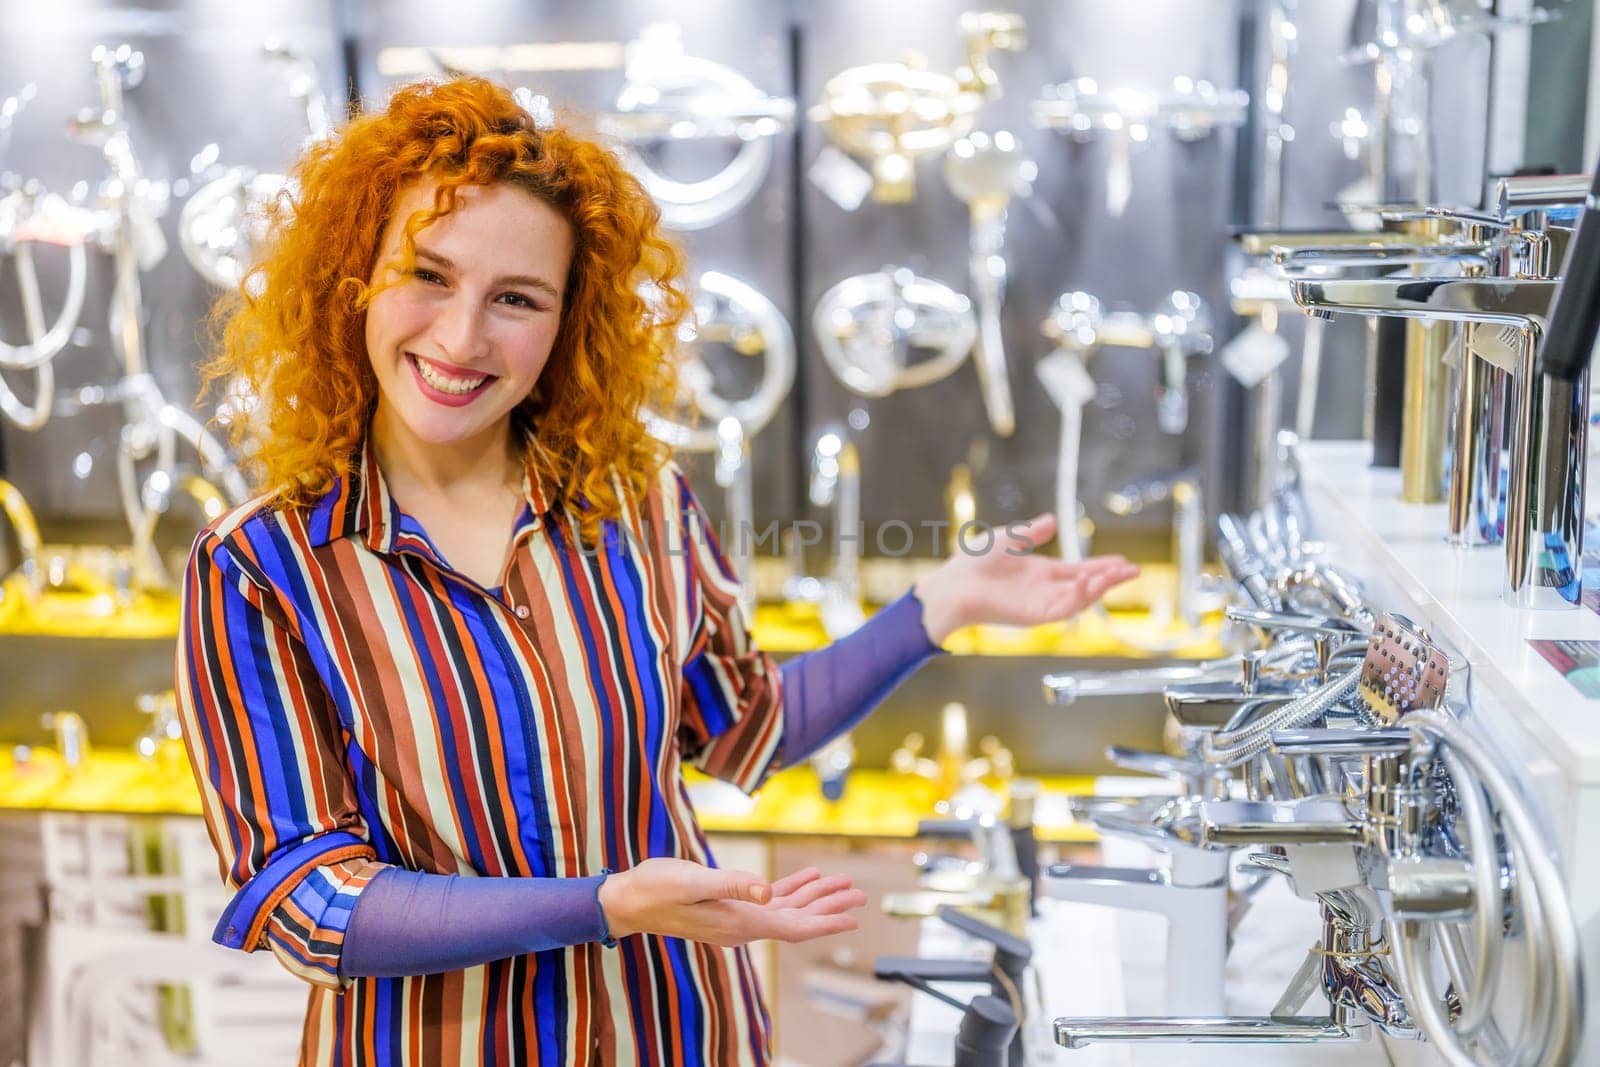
[412,269,444,285]
[498,292,540,310]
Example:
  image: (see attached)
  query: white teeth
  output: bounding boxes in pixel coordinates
[413,356,489,395]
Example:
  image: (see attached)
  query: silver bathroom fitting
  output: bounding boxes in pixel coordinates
[1041,290,1213,436]
[180,41,336,289]
[646,270,796,452]
[601,23,795,231]
[713,417,756,618]
[1104,474,1205,629]
[808,12,1023,203]
[1043,856,1229,1017]
[944,130,1033,437]
[1046,737,1236,1018]
[1250,221,1488,506]
[789,425,868,799]
[1290,276,1583,609]
[1492,171,1589,218]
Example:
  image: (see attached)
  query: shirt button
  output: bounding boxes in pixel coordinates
[515,605,530,619]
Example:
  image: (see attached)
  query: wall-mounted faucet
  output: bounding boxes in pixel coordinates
[0,477,43,602]
[1103,473,1205,630]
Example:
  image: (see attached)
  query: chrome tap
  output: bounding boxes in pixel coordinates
[1104,473,1204,629]
[1045,740,1234,1016]
[802,423,864,637]
[786,424,868,801]
[713,417,756,619]
[1041,290,1212,436]
[1291,275,1585,609]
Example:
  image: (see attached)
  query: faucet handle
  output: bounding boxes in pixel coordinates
[937,904,1031,972]
[1056,1015,1352,1048]
[1422,206,1511,231]
[1268,728,1412,757]
[1104,745,1202,780]
[1199,798,1364,847]
[1226,606,1358,639]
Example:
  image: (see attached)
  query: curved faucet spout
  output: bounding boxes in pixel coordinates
[1289,277,1556,331]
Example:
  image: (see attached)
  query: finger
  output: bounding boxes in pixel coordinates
[800,887,869,917]
[773,873,853,910]
[1086,566,1139,599]
[705,868,772,906]
[767,867,822,899]
[1005,513,1057,554]
[776,912,860,943]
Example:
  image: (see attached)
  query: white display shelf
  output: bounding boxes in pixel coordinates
[1296,440,1600,784]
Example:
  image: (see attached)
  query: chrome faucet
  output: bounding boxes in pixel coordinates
[1041,290,1213,436]
[713,417,756,619]
[800,423,865,637]
[789,424,867,800]
[1290,275,1584,609]
[1104,473,1205,629]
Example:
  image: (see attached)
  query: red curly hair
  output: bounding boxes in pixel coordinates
[206,76,690,540]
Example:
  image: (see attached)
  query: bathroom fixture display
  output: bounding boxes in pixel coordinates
[1044,492,1582,1063]
[1032,75,1247,216]
[1103,474,1208,633]
[1290,276,1579,609]
[776,423,870,803]
[644,268,795,451]
[942,130,1033,436]
[0,180,91,431]
[178,41,334,290]
[809,12,1025,202]
[1041,290,1212,437]
[599,23,795,231]
[0,46,249,591]
[813,268,976,399]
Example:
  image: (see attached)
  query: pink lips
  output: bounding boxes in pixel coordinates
[406,353,496,408]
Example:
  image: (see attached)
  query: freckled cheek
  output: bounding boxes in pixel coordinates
[366,291,437,354]
[493,322,562,380]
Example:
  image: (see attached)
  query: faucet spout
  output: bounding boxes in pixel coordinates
[1288,277,1555,331]
[1055,1016,1360,1048]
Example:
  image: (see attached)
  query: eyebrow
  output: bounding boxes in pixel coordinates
[414,246,562,301]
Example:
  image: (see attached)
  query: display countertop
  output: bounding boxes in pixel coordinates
[1297,440,1600,782]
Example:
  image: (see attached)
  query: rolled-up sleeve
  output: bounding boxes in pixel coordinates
[175,526,385,989]
[671,470,786,793]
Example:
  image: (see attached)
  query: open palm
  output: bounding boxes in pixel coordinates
[915,512,1140,642]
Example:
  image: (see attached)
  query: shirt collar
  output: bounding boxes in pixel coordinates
[306,425,558,552]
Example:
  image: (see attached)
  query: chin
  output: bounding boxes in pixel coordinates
[389,395,510,448]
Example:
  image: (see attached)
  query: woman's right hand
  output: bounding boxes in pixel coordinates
[597,859,867,947]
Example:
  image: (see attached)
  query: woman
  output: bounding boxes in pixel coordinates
[176,77,1137,1066]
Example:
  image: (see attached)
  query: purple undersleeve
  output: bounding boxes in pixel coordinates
[339,869,607,980]
[778,588,943,763]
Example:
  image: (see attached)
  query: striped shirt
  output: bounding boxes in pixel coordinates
[175,436,786,1066]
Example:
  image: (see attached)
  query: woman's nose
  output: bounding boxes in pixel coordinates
[429,294,490,362]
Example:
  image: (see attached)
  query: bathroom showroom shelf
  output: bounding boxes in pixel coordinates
[1297,440,1600,785]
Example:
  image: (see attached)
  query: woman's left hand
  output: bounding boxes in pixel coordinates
[912,512,1141,645]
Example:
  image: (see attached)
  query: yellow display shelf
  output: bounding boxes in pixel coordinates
[0,575,180,638]
[685,766,1098,844]
[0,746,202,815]
[0,747,1096,843]
[754,598,1223,659]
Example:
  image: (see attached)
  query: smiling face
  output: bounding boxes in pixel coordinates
[363,178,575,464]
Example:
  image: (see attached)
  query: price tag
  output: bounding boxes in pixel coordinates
[1219,322,1291,388]
[808,145,874,212]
